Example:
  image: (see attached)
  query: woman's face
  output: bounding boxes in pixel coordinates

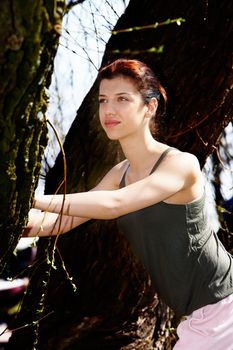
[98,76,149,141]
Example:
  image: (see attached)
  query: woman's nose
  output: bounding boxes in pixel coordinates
[104,101,116,115]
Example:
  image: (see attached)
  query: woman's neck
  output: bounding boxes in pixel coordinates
[119,131,164,173]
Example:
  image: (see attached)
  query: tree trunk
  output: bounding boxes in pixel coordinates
[0,1,64,273]
[7,0,233,349]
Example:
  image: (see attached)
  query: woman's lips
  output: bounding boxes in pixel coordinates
[104,120,120,128]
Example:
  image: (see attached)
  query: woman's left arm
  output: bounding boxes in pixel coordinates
[34,152,202,220]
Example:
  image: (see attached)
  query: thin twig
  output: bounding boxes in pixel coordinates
[0,311,54,337]
[112,18,185,35]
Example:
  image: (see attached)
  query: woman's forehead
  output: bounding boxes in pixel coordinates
[99,76,138,95]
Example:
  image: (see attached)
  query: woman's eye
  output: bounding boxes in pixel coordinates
[98,98,107,104]
[118,96,128,102]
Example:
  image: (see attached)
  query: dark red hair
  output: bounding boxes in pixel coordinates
[98,59,167,129]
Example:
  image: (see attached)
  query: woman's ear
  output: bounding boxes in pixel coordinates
[146,97,158,117]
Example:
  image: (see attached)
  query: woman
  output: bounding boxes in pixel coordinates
[24,59,233,349]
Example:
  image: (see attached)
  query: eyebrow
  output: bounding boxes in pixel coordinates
[99,92,131,97]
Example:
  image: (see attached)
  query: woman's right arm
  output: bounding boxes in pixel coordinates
[22,160,128,237]
[22,210,89,237]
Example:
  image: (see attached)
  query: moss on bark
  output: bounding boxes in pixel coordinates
[0,1,65,272]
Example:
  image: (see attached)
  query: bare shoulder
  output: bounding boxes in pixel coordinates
[94,159,129,190]
[155,149,203,201]
[162,149,202,181]
[108,159,129,185]
[168,149,200,169]
[105,159,129,177]
[113,159,129,173]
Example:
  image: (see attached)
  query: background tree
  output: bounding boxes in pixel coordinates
[210,130,233,253]
[6,0,233,349]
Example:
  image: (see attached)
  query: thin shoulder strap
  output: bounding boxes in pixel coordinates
[119,163,130,188]
[149,147,175,174]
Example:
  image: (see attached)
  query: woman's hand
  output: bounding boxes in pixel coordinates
[22,209,89,237]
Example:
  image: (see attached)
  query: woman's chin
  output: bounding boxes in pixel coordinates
[104,130,120,141]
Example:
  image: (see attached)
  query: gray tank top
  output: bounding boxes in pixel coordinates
[117,148,233,316]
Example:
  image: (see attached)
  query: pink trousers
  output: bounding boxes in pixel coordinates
[173,293,233,350]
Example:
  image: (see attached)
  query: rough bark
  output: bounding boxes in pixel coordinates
[0,1,65,273]
[7,0,233,349]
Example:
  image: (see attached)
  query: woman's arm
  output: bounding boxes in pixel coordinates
[22,210,89,237]
[23,161,127,237]
[34,152,203,220]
